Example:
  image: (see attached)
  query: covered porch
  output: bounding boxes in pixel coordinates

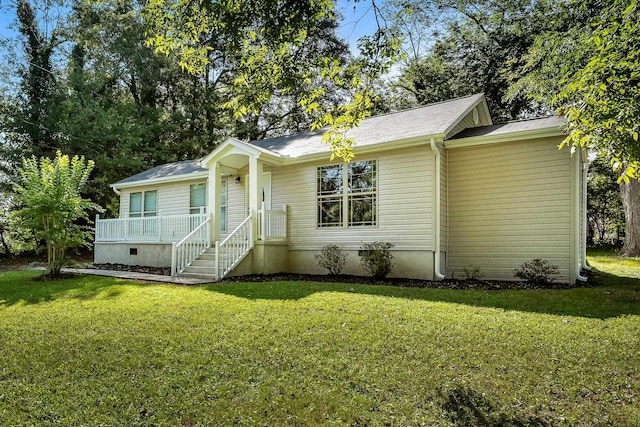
[95,138,287,280]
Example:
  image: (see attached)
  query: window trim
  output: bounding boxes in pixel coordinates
[189,183,207,215]
[129,190,157,217]
[316,160,377,228]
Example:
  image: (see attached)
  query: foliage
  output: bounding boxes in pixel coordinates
[314,244,348,275]
[0,268,639,424]
[554,0,640,182]
[391,0,556,120]
[10,152,101,277]
[359,241,395,278]
[513,258,560,285]
[463,265,483,281]
[587,157,625,245]
[143,0,402,162]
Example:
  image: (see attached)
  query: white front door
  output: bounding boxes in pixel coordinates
[245,172,272,215]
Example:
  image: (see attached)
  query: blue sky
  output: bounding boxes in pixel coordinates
[0,0,378,53]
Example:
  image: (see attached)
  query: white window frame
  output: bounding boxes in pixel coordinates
[189,183,207,215]
[317,160,377,228]
[129,190,157,218]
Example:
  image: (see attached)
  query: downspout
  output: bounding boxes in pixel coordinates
[582,158,592,271]
[111,185,121,196]
[575,154,588,282]
[430,138,446,280]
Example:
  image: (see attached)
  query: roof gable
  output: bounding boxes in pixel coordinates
[249,93,489,157]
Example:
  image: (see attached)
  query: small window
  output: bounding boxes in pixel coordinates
[190,181,226,231]
[220,179,227,232]
[190,183,206,215]
[130,190,157,217]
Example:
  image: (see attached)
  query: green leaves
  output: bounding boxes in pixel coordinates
[11,152,102,277]
[143,0,401,161]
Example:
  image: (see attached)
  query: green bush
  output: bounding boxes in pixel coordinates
[314,244,348,275]
[359,241,394,278]
[463,265,483,281]
[513,258,559,284]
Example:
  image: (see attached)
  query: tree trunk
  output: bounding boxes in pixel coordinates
[620,178,640,256]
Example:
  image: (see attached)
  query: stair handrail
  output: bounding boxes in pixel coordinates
[216,214,253,280]
[171,215,211,277]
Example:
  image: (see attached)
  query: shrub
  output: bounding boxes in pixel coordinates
[513,258,559,284]
[463,265,483,281]
[314,244,348,275]
[359,241,394,278]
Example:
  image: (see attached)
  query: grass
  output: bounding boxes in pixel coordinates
[0,259,639,425]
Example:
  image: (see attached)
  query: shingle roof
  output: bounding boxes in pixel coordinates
[115,94,487,186]
[114,159,206,185]
[448,116,565,140]
[250,93,486,157]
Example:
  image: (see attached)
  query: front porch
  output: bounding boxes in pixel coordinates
[95,204,287,280]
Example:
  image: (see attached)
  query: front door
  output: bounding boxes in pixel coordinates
[245,172,272,215]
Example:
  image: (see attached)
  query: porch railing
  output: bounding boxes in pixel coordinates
[257,203,287,241]
[216,214,253,279]
[171,215,211,277]
[95,213,207,243]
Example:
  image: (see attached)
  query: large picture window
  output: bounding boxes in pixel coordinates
[317,160,376,227]
[129,190,157,217]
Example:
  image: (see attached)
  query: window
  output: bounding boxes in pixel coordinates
[190,183,206,214]
[129,190,157,217]
[190,181,226,231]
[220,179,227,232]
[317,160,376,227]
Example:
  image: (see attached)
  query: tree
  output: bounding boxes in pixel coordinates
[11,152,101,277]
[587,157,624,246]
[143,0,401,161]
[391,0,555,120]
[511,0,640,256]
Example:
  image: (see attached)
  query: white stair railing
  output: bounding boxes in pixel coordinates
[171,215,211,277]
[216,214,253,280]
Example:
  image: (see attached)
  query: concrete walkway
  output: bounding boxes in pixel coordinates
[62,268,215,285]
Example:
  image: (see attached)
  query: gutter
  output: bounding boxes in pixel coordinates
[430,138,446,280]
[582,157,592,271]
[575,153,588,282]
[110,184,121,196]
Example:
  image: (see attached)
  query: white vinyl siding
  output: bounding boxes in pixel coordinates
[446,137,572,281]
[270,145,433,250]
[119,179,204,218]
[222,175,246,239]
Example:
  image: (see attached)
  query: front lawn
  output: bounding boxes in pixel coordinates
[0,265,638,425]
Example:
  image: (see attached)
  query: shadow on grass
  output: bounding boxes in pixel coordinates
[0,270,132,307]
[206,270,640,320]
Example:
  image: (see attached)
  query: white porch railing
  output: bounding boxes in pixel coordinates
[171,215,211,277]
[258,203,287,241]
[216,214,253,279]
[95,213,207,243]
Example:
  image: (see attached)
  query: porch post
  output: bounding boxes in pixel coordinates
[208,161,222,243]
[248,155,263,242]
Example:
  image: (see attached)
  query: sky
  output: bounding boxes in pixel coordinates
[0,0,380,54]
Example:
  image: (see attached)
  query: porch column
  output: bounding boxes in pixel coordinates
[248,155,263,241]
[208,161,222,243]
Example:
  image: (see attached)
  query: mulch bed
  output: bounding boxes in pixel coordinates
[92,263,171,276]
[90,263,594,290]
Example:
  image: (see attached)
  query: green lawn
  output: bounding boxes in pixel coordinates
[0,261,639,425]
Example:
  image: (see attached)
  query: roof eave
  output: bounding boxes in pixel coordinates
[444,126,566,149]
[112,171,209,191]
[280,133,446,165]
